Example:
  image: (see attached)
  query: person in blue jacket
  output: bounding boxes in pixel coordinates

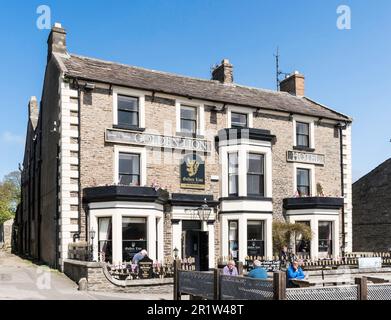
[247,260,268,279]
[287,260,306,287]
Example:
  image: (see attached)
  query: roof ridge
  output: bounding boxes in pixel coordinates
[70,53,293,97]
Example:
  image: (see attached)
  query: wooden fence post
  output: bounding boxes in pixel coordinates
[273,271,286,300]
[174,259,182,300]
[355,277,368,300]
[214,268,220,300]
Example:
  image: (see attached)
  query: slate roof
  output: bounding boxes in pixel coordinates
[55,53,351,122]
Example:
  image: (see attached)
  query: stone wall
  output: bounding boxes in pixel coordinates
[64,259,173,294]
[78,88,345,260]
[353,159,391,252]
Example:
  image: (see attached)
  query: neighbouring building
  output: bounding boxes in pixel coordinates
[15,23,353,271]
[353,159,391,252]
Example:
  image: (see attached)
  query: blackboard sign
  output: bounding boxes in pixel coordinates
[138,256,153,279]
[180,154,205,189]
[246,260,281,272]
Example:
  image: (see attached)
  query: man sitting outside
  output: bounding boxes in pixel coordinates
[132,249,148,264]
[223,260,239,276]
[287,259,306,287]
[247,260,268,279]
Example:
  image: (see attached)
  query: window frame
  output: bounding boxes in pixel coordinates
[112,87,146,129]
[228,152,239,196]
[180,105,198,135]
[231,112,248,129]
[296,121,310,148]
[246,152,265,197]
[117,95,140,128]
[114,146,147,186]
[296,167,311,197]
[292,116,315,149]
[118,152,141,186]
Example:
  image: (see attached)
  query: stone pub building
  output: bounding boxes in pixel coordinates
[15,24,353,271]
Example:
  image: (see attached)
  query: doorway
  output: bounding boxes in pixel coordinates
[181,220,209,271]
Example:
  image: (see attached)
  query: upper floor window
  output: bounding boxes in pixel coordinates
[231,112,248,128]
[119,152,140,186]
[180,105,197,134]
[296,122,310,148]
[297,168,310,196]
[228,152,239,196]
[118,95,139,127]
[247,153,265,196]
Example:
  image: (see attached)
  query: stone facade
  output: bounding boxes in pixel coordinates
[353,159,391,252]
[17,24,353,271]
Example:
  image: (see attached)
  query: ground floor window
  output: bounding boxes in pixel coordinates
[98,217,112,263]
[228,221,239,260]
[122,217,147,262]
[318,221,333,256]
[247,220,264,257]
[295,221,311,256]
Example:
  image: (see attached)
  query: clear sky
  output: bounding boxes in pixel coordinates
[1,0,390,181]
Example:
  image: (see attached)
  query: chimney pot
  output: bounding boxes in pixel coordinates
[280,71,305,96]
[212,59,234,84]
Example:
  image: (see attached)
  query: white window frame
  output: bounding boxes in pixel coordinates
[114,145,147,186]
[227,106,254,129]
[176,99,205,136]
[113,86,146,128]
[221,144,272,198]
[293,163,316,197]
[292,115,315,149]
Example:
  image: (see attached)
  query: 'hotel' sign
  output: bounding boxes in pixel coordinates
[106,129,211,152]
[287,150,325,166]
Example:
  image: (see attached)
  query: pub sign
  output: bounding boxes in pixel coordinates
[180,154,205,189]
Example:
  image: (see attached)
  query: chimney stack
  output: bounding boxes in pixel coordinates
[280,71,305,97]
[47,22,67,62]
[212,59,234,84]
[28,96,39,129]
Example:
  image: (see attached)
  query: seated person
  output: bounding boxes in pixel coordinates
[287,259,306,287]
[247,260,268,279]
[223,260,239,276]
[132,249,148,264]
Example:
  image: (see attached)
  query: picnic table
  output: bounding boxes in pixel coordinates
[291,274,389,288]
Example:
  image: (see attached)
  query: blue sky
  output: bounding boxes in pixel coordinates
[1,0,390,181]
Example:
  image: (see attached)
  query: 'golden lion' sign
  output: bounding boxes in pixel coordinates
[180,154,205,189]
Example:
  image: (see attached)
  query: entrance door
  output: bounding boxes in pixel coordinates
[181,220,209,271]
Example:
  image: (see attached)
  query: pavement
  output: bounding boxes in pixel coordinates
[0,251,173,300]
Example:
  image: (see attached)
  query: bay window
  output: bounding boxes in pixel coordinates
[98,217,112,263]
[318,221,333,256]
[228,221,239,260]
[228,152,239,196]
[122,217,147,262]
[247,220,264,257]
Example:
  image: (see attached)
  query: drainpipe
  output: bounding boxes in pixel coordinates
[336,122,348,257]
